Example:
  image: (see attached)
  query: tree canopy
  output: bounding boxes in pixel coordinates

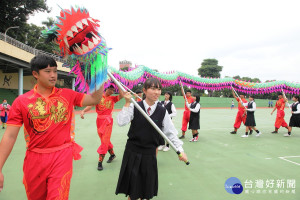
[0,0,50,33]
[198,59,223,78]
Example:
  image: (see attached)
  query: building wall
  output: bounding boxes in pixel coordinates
[0,70,36,90]
[0,40,69,72]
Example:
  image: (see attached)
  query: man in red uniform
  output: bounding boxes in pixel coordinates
[0,55,103,199]
[179,88,194,139]
[81,85,124,171]
[270,93,290,133]
[230,89,252,134]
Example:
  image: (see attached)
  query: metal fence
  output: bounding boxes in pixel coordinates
[0,32,65,63]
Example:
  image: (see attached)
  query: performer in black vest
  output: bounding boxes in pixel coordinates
[116,78,188,200]
[242,95,262,138]
[286,95,300,136]
[187,95,200,142]
[158,91,177,152]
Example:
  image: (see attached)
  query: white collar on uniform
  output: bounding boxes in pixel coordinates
[164,100,170,104]
[143,100,158,115]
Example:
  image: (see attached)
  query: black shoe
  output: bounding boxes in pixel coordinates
[97,162,103,171]
[107,155,116,163]
[249,130,253,135]
[230,131,237,134]
[271,131,278,134]
[179,135,185,139]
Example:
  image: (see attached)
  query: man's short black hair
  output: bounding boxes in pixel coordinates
[30,54,57,73]
[105,85,115,91]
[143,78,162,90]
[278,92,283,96]
[186,89,192,93]
[135,90,142,94]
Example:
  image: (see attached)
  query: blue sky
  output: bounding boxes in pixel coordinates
[29,0,300,82]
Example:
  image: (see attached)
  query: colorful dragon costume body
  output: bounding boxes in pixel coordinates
[42,6,109,93]
[41,6,299,95]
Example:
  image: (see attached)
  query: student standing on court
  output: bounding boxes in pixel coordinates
[231,100,234,110]
[158,91,177,151]
[80,84,124,171]
[285,95,300,137]
[115,78,188,200]
[187,95,201,142]
[270,93,290,133]
[0,55,104,199]
[230,89,252,134]
[241,96,262,138]
[179,88,194,139]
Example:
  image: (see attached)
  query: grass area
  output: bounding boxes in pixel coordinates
[0,108,299,200]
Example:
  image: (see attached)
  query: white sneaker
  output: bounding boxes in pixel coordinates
[284,133,291,137]
[241,135,248,138]
[194,135,199,142]
[189,138,195,142]
[163,146,170,152]
[256,132,262,137]
[158,145,164,151]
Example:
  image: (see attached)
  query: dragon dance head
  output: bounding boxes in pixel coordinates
[42,6,110,93]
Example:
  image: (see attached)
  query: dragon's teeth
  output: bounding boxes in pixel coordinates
[82,44,89,53]
[71,26,78,33]
[88,40,94,49]
[76,21,83,29]
[82,19,89,26]
[66,31,73,38]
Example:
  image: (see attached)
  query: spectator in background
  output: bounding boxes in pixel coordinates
[0,100,11,129]
[231,100,234,110]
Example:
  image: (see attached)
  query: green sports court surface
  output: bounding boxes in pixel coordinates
[0,106,299,200]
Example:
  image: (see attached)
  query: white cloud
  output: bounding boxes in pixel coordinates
[28,0,300,82]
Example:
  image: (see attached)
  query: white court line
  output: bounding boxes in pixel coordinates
[278,156,300,166]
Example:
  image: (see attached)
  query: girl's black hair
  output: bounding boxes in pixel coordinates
[135,90,142,94]
[143,78,162,90]
[30,54,57,73]
[195,95,200,103]
[293,95,299,101]
[165,91,173,101]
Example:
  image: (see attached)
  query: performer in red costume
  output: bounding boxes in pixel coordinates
[179,87,194,139]
[81,84,124,171]
[230,89,252,134]
[0,55,103,199]
[270,93,290,133]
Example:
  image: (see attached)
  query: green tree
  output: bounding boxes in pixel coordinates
[198,59,223,96]
[198,59,223,78]
[42,17,55,27]
[0,0,50,33]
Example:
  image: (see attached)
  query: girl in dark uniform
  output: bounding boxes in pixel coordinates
[116,78,188,200]
[187,95,200,142]
[158,91,177,151]
[241,95,262,138]
[286,95,300,136]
